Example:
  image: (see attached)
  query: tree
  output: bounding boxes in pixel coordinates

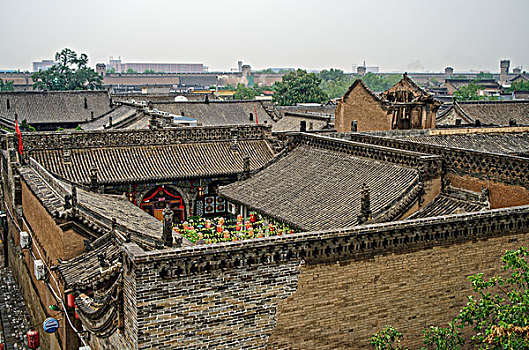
[126,68,138,74]
[0,79,15,91]
[318,69,355,99]
[32,48,103,90]
[272,69,328,106]
[106,67,116,74]
[361,73,402,92]
[371,247,529,349]
[453,82,485,101]
[319,68,347,82]
[143,69,156,74]
[507,80,529,93]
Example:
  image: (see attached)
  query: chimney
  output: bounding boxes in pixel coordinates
[243,156,251,179]
[108,116,113,127]
[84,97,88,109]
[300,121,307,132]
[162,205,174,247]
[90,167,98,191]
[90,111,94,121]
[357,184,372,225]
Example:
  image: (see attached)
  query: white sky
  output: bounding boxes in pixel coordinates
[1,0,528,73]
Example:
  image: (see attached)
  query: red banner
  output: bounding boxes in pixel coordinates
[15,118,23,155]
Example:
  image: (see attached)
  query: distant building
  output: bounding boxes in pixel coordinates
[107,57,206,74]
[352,64,379,74]
[32,60,57,72]
[335,74,441,132]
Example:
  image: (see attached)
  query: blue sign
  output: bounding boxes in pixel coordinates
[43,317,59,333]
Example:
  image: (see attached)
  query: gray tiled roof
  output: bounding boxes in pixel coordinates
[438,100,529,126]
[81,105,137,130]
[32,140,276,185]
[18,163,164,243]
[220,144,421,231]
[58,234,121,288]
[0,91,111,124]
[151,100,275,126]
[407,194,487,219]
[272,112,332,132]
[395,132,529,155]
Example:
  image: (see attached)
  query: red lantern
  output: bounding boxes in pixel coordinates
[75,305,80,319]
[245,221,251,230]
[27,329,39,349]
[217,224,223,233]
[236,223,241,231]
[250,213,256,223]
[0,343,4,350]
[67,294,75,308]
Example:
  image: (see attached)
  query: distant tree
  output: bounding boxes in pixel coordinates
[255,68,276,74]
[32,48,103,90]
[143,69,156,74]
[233,84,257,100]
[476,72,494,80]
[272,69,328,106]
[0,79,15,91]
[361,73,402,92]
[453,82,485,101]
[126,68,138,74]
[319,68,346,82]
[507,80,529,93]
[106,67,116,74]
[371,247,529,349]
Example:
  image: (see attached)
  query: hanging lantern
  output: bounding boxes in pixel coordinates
[205,219,211,229]
[237,214,243,223]
[75,305,80,319]
[217,224,223,233]
[67,294,75,308]
[250,213,257,223]
[223,230,230,240]
[245,221,251,230]
[236,223,241,231]
[27,329,39,349]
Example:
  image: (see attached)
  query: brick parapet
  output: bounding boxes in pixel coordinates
[125,205,529,278]
[9,125,272,152]
[346,133,529,186]
[278,133,442,180]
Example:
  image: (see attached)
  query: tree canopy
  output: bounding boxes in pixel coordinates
[507,80,529,93]
[272,69,328,106]
[361,73,402,92]
[318,69,354,99]
[370,247,529,349]
[0,79,15,91]
[32,48,103,91]
[453,82,486,101]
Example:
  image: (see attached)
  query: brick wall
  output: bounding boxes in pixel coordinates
[335,84,389,132]
[132,259,301,349]
[268,231,529,349]
[447,173,529,208]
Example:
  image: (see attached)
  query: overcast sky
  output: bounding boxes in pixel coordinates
[2,0,528,73]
